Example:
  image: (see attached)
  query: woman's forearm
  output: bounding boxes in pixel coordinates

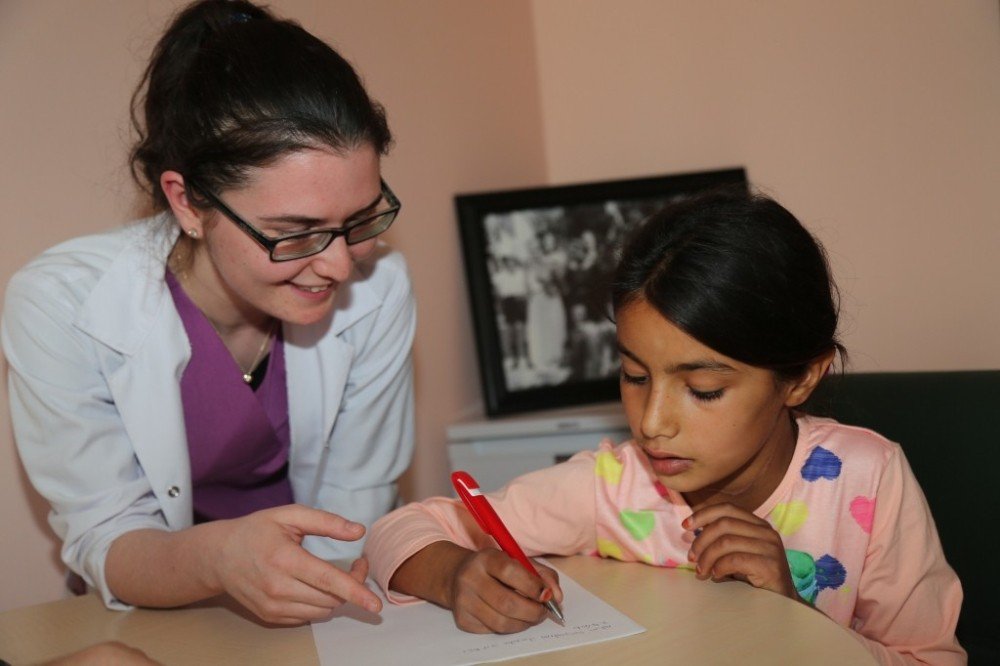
[105,522,230,607]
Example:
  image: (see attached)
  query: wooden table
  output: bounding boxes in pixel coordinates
[0,556,876,665]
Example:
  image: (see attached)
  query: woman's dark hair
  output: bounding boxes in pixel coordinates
[611,189,845,380]
[130,0,392,211]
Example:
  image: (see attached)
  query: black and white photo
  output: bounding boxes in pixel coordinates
[457,168,748,416]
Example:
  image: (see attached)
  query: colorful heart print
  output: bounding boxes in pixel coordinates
[801,446,842,482]
[597,538,625,560]
[770,500,809,536]
[595,451,624,485]
[619,509,656,541]
[849,495,876,533]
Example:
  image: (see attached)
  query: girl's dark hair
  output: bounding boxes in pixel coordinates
[611,189,845,380]
[130,0,392,211]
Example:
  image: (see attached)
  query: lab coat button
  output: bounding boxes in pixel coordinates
[167,485,181,498]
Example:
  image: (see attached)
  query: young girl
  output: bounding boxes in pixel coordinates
[365,191,965,664]
[2,0,413,624]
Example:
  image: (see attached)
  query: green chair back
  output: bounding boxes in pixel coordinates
[807,370,999,664]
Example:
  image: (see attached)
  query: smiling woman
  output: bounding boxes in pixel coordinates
[0,0,415,626]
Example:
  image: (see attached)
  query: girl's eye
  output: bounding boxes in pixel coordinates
[690,388,724,402]
[620,369,647,386]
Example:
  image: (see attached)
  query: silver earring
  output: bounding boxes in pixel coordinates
[186,229,199,238]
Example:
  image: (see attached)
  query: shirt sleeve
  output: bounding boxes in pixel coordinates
[365,451,599,604]
[1,270,169,611]
[849,446,966,664]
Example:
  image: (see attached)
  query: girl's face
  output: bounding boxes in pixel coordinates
[616,298,817,510]
[186,144,382,327]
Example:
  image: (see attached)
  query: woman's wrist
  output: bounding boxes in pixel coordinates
[187,519,232,597]
[106,523,230,605]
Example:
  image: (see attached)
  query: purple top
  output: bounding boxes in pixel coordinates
[166,270,293,522]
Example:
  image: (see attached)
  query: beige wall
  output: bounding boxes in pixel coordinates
[2,0,997,611]
[531,0,1000,371]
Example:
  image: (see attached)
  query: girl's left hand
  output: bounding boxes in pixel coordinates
[684,503,798,601]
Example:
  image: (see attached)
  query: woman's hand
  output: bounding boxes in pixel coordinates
[210,504,382,624]
[684,502,799,601]
[390,541,563,634]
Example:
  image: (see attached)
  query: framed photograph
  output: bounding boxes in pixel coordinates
[456,167,748,416]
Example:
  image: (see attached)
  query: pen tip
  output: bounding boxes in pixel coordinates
[546,599,565,623]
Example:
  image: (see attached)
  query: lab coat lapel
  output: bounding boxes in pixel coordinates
[106,308,192,529]
[284,316,352,505]
[74,222,194,529]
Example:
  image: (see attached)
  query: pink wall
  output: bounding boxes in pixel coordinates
[530,0,1000,372]
[2,0,997,611]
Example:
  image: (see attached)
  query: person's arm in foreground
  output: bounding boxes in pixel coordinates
[366,452,598,633]
[106,505,380,623]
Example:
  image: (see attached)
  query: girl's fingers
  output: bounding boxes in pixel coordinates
[533,560,564,604]
[472,584,546,633]
[685,502,770,532]
[708,551,795,597]
[483,552,552,608]
[479,569,551,625]
[688,516,778,562]
[693,533,778,579]
[450,550,551,633]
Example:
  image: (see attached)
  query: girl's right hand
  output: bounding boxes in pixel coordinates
[211,504,383,624]
[446,547,563,634]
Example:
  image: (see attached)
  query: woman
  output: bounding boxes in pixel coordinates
[1,0,414,624]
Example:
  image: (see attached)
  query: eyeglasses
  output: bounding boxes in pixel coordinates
[187,178,401,262]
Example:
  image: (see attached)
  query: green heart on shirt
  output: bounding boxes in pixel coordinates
[619,509,656,541]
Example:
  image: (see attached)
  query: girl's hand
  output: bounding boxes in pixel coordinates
[391,541,562,634]
[447,547,563,634]
[684,503,799,601]
[211,504,383,624]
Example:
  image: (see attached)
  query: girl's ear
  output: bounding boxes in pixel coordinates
[784,350,837,408]
[160,170,205,237]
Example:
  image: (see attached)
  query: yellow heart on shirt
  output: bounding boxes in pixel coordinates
[595,451,624,485]
[597,538,625,560]
[770,500,809,536]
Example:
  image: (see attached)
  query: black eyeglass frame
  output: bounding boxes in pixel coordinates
[186,177,401,262]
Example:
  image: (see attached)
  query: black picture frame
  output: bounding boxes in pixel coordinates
[456,167,748,416]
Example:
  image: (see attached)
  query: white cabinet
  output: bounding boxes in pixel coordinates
[446,402,631,493]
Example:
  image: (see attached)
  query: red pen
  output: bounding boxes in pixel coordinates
[451,470,565,622]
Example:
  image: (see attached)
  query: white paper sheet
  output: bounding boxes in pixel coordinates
[311,561,645,665]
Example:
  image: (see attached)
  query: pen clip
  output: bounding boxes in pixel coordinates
[451,471,492,535]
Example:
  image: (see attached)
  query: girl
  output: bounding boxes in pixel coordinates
[364,191,964,664]
[2,0,413,624]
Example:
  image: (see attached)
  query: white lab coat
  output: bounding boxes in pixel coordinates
[1,216,416,609]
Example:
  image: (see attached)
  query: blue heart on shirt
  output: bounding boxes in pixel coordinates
[801,446,842,482]
[816,554,846,591]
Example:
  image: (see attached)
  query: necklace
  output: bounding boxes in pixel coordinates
[205,317,277,384]
[168,244,277,384]
[239,322,276,384]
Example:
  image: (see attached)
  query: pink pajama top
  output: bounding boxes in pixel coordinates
[365,415,965,665]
